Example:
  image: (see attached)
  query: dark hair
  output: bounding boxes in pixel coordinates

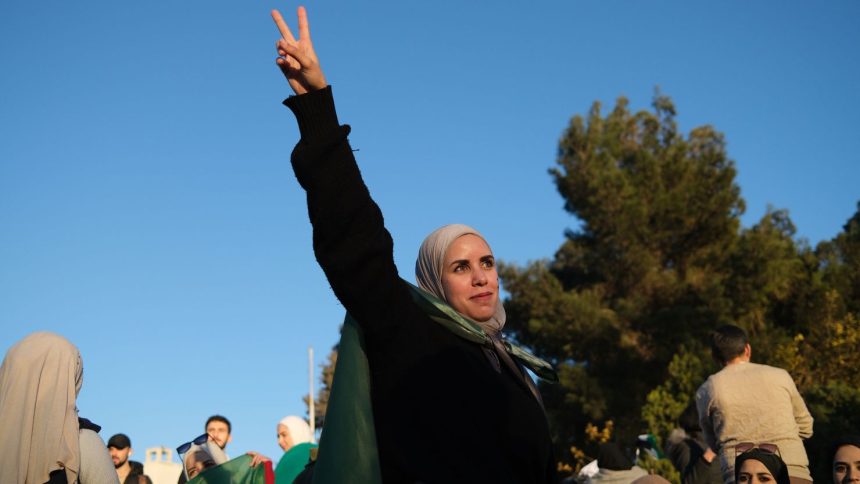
[735,448,790,484]
[831,435,860,463]
[597,442,633,471]
[710,325,748,364]
[678,402,701,433]
[205,415,232,434]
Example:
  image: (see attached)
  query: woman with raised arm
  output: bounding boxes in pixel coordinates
[271,7,557,483]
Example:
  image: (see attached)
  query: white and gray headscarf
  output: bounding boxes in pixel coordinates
[278,415,314,448]
[414,223,506,336]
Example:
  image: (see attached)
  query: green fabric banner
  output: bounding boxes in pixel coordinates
[312,314,382,484]
[188,454,273,484]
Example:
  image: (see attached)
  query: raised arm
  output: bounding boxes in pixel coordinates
[271,7,328,95]
[271,8,415,336]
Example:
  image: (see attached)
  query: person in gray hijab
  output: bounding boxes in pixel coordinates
[416,223,544,404]
[272,7,557,482]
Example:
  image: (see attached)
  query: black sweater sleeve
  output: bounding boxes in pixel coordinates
[284,87,557,484]
[284,87,416,337]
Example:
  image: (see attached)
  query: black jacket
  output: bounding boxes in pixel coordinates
[284,86,556,483]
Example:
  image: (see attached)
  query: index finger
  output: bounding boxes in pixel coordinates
[271,9,297,43]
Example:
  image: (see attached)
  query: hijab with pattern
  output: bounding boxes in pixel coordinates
[0,332,84,484]
[415,223,505,334]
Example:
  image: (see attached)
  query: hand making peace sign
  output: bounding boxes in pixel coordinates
[271,7,328,95]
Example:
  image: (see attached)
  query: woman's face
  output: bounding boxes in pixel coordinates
[277,423,294,452]
[185,450,216,479]
[738,458,775,484]
[440,234,499,322]
[833,444,860,484]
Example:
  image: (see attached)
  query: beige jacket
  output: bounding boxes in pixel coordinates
[695,362,813,484]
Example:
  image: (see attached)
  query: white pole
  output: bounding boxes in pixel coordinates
[308,346,316,441]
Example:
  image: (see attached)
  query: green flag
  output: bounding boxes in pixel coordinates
[312,314,382,484]
[188,454,273,484]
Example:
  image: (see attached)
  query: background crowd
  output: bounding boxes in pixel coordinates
[1,325,856,483]
[0,332,317,484]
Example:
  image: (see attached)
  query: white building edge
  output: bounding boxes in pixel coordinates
[143,447,182,484]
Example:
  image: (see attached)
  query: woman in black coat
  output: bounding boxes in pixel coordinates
[271,7,556,483]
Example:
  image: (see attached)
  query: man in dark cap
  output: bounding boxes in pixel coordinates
[107,433,152,484]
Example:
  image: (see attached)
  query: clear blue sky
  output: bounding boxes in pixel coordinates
[2,0,858,465]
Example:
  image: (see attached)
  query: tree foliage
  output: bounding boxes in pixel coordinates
[817,202,860,314]
[772,289,860,480]
[501,92,745,446]
[500,92,860,477]
[641,347,711,447]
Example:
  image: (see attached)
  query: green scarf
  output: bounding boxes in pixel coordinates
[311,281,557,484]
